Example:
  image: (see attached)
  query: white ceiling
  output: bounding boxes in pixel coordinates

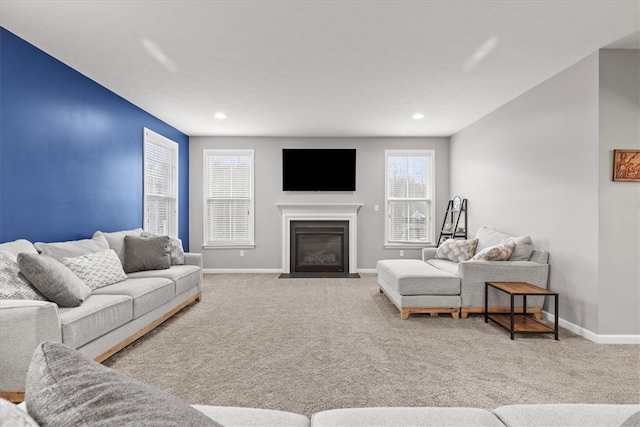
[1,1,638,137]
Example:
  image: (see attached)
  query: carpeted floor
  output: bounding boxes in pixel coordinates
[103,273,640,417]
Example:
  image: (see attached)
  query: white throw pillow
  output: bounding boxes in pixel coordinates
[435,238,478,262]
[472,242,516,261]
[62,249,127,290]
[0,250,46,301]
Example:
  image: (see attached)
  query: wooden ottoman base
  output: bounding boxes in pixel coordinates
[379,286,460,320]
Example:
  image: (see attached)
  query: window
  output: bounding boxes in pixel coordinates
[385,150,435,246]
[203,149,254,247]
[143,128,178,237]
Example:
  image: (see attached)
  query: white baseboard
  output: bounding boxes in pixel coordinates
[542,311,640,344]
[203,269,283,274]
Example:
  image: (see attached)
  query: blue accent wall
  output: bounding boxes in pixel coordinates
[0,28,190,249]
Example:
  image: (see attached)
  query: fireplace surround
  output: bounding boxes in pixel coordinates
[276,203,363,275]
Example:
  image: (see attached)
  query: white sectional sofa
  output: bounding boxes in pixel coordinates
[0,231,203,402]
[377,227,550,320]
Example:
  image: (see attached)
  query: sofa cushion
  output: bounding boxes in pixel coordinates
[25,342,222,427]
[493,404,640,427]
[192,405,310,427]
[34,234,109,261]
[475,227,533,261]
[57,294,133,348]
[425,258,459,276]
[376,259,460,295]
[472,242,516,261]
[93,277,175,319]
[436,238,478,262]
[123,235,171,274]
[0,239,38,256]
[0,250,47,301]
[127,264,201,296]
[17,254,92,307]
[62,249,127,290]
[311,407,505,427]
[0,398,40,426]
[93,228,143,265]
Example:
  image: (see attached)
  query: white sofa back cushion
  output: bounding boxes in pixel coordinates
[475,227,534,261]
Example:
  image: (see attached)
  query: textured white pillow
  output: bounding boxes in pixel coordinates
[472,242,516,261]
[435,238,478,262]
[62,250,127,290]
[0,250,46,301]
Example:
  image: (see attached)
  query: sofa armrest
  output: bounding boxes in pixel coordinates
[0,300,62,395]
[422,248,437,261]
[458,260,550,308]
[183,252,203,269]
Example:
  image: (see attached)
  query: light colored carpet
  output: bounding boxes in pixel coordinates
[104,273,640,416]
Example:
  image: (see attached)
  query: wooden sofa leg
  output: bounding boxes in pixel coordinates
[401,309,410,320]
[451,310,460,319]
[460,310,469,319]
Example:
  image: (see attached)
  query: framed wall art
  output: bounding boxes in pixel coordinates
[613,149,640,182]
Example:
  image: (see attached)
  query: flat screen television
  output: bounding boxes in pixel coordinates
[282,149,356,191]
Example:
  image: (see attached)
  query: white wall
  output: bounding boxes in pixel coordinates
[450,53,602,333]
[598,50,640,335]
[189,137,449,271]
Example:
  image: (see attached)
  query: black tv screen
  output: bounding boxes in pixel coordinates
[283,149,356,191]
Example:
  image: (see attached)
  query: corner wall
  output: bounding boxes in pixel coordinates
[189,137,449,271]
[0,28,190,248]
[598,50,640,335]
[450,53,601,333]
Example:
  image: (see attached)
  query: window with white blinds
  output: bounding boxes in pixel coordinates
[203,149,254,247]
[143,128,178,238]
[385,150,435,246]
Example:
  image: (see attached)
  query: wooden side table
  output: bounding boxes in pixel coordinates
[485,282,558,340]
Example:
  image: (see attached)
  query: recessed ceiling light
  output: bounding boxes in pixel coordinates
[412,113,424,120]
[214,112,226,119]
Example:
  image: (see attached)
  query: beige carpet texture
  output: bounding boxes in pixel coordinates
[104,273,640,417]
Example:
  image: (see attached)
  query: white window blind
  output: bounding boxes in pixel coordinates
[143,128,178,238]
[385,150,435,245]
[203,149,254,247]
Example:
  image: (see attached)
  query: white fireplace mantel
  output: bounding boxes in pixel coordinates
[276,203,363,274]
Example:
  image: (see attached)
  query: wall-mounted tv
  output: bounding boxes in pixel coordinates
[282,148,356,191]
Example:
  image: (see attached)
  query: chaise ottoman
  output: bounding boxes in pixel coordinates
[376,259,461,319]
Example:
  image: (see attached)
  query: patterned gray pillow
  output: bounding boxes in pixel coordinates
[0,398,40,427]
[0,250,46,301]
[25,342,222,427]
[123,235,171,274]
[141,231,185,265]
[17,254,92,307]
[62,250,127,290]
[472,242,516,261]
[435,238,479,262]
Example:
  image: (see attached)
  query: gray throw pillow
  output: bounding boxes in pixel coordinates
[141,231,185,265]
[0,250,47,301]
[621,411,640,427]
[17,254,91,307]
[25,342,222,427]
[435,238,478,262]
[0,398,40,427]
[123,235,171,274]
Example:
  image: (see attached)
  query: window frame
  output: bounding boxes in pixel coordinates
[143,127,179,238]
[384,149,435,248]
[202,149,255,249]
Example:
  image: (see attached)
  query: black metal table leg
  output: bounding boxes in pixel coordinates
[510,294,515,340]
[523,294,527,317]
[554,294,559,340]
[484,282,489,323]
